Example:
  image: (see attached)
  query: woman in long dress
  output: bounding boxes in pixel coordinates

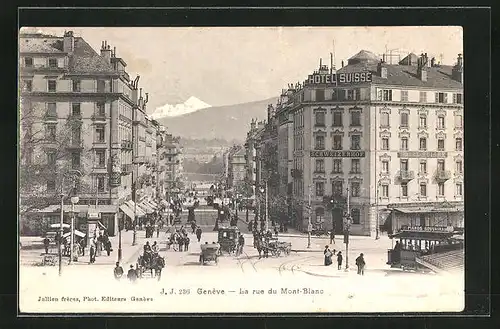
[324,245,333,266]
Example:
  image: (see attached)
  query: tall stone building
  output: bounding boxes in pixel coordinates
[248,50,464,236]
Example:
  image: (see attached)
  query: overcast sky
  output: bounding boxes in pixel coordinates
[22,26,462,113]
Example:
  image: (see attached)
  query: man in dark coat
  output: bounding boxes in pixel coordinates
[195,226,202,242]
[127,265,138,282]
[337,251,343,270]
[356,253,366,275]
[43,236,50,254]
[184,236,190,251]
[237,233,245,256]
[114,262,124,280]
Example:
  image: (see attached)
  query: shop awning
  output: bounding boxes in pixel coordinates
[139,202,154,214]
[62,229,86,238]
[119,204,135,220]
[148,200,158,208]
[126,201,146,217]
[392,206,464,214]
[37,205,117,214]
[143,200,157,211]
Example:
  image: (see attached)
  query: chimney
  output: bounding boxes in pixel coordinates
[341,60,344,68]
[417,53,427,82]
[452,53,463,83]
[63,30,74,54]
[377,60,387,79]
[100,41,112,63]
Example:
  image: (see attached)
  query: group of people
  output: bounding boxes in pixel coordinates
[113,262,142,283]
[323,246,366,275]
[167,226,191,251]
[89,231,113,264]
[252,229,275,259]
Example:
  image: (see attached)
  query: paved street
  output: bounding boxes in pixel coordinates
[20,230,464,313]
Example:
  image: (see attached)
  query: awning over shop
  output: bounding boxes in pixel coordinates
[37,204,117,215]
[62,229,86,238]
[139,202,154,214]
[148,200,158,208]
[143,200,157,211]
[126,201,146,217]
[119,204,135,220]
[392,206,464,214]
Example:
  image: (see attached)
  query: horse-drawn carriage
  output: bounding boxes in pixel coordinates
[260,238,291,257]
[137,251,165,280]
[217,226,240,255]
[199,243,220,265]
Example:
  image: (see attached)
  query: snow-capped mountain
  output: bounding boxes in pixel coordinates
[150,96,211,119]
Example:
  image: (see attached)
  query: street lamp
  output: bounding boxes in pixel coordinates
[58,192,64,276]
[307,184,312,249]
[117,212,123,263]
[259,181,269,232]
[344,187,351,271]
[330,197,335,244]
[69,195,79,264]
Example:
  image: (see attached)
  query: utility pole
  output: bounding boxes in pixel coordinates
[376,182,380,240]
[265,179,269,232]
[58,190,64,276]
[307,184,312,249]
[345,186,350,271]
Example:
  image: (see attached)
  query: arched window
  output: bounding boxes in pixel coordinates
[315,207,325,223]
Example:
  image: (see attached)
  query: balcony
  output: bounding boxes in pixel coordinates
[66,140,84,150]
[397,170,415,182]
[134,156,145,164]
[435,170,452,182]
[67,113,82,121]
[92,139,107,148]
[92,114,106,122]
[121,164,133,174]
[43,112,58,122]
[121,140,133,150]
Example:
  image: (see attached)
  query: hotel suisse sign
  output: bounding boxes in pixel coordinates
[398,151,448,158]
[306,71,372,86]
[310,150,365,158]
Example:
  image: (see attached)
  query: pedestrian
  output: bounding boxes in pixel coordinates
[79,238,86,256]
[169,214,174,226]
[43,235,50,254]
[337,251,343,270]
[196,226,202,242]
[191,221,196,234]
[114,262,124,280]
[274,226,279,237]
[105,238,112,256]
[89,241,96,264]
[178,236,184,252]
[184,236,190,251]
[324,245,333,266]
[156,224,160,238]
[127,265,138,282]
[356,253,366,275]
[330,230,335,244]
[96,233,103,257]
[238,233,245,256]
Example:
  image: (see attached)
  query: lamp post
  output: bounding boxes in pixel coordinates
[376,181,381,240]
[117,212,123,262]
[330,197,335,244]
[259,181,269,232]
[344,187,351,271]
[58,192,64,276]
[69,195,79,264]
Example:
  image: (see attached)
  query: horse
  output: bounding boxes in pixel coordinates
[152,256,165,281]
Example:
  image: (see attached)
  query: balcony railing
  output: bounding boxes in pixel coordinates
[68,113,82,121]
[44,112,58,121]
[121,140,133,150]
[397,170,415,182]
[92,114,106,121]
[134,156,145,164]
[435,170,452,182]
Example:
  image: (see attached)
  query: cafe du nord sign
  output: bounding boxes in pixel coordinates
[310,150,366,158]
[307,71,372,86]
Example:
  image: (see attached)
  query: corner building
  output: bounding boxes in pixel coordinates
[289,50,464,236]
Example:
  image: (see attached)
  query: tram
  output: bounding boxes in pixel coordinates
[387,225,464,272]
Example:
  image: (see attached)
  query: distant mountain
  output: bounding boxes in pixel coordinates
[157,97,277,140]
[150,96,212,119]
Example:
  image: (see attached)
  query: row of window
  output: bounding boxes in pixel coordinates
[314,181,361,197]
[381,136,462,151]
[24,79,110,93]
[315,110,361,127]
[46,176,107,193]
[380,112,462,129]
[23,57,59,68]
[315,134,361,150]
[381,181,463,198]
[382,158,462,174]
[314,158,361,174]
[45,102,106,117]
[314,88,365,102]
[315,207,361,225]
[378,90,463,104]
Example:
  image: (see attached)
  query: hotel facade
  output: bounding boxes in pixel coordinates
[250,50,464,236]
